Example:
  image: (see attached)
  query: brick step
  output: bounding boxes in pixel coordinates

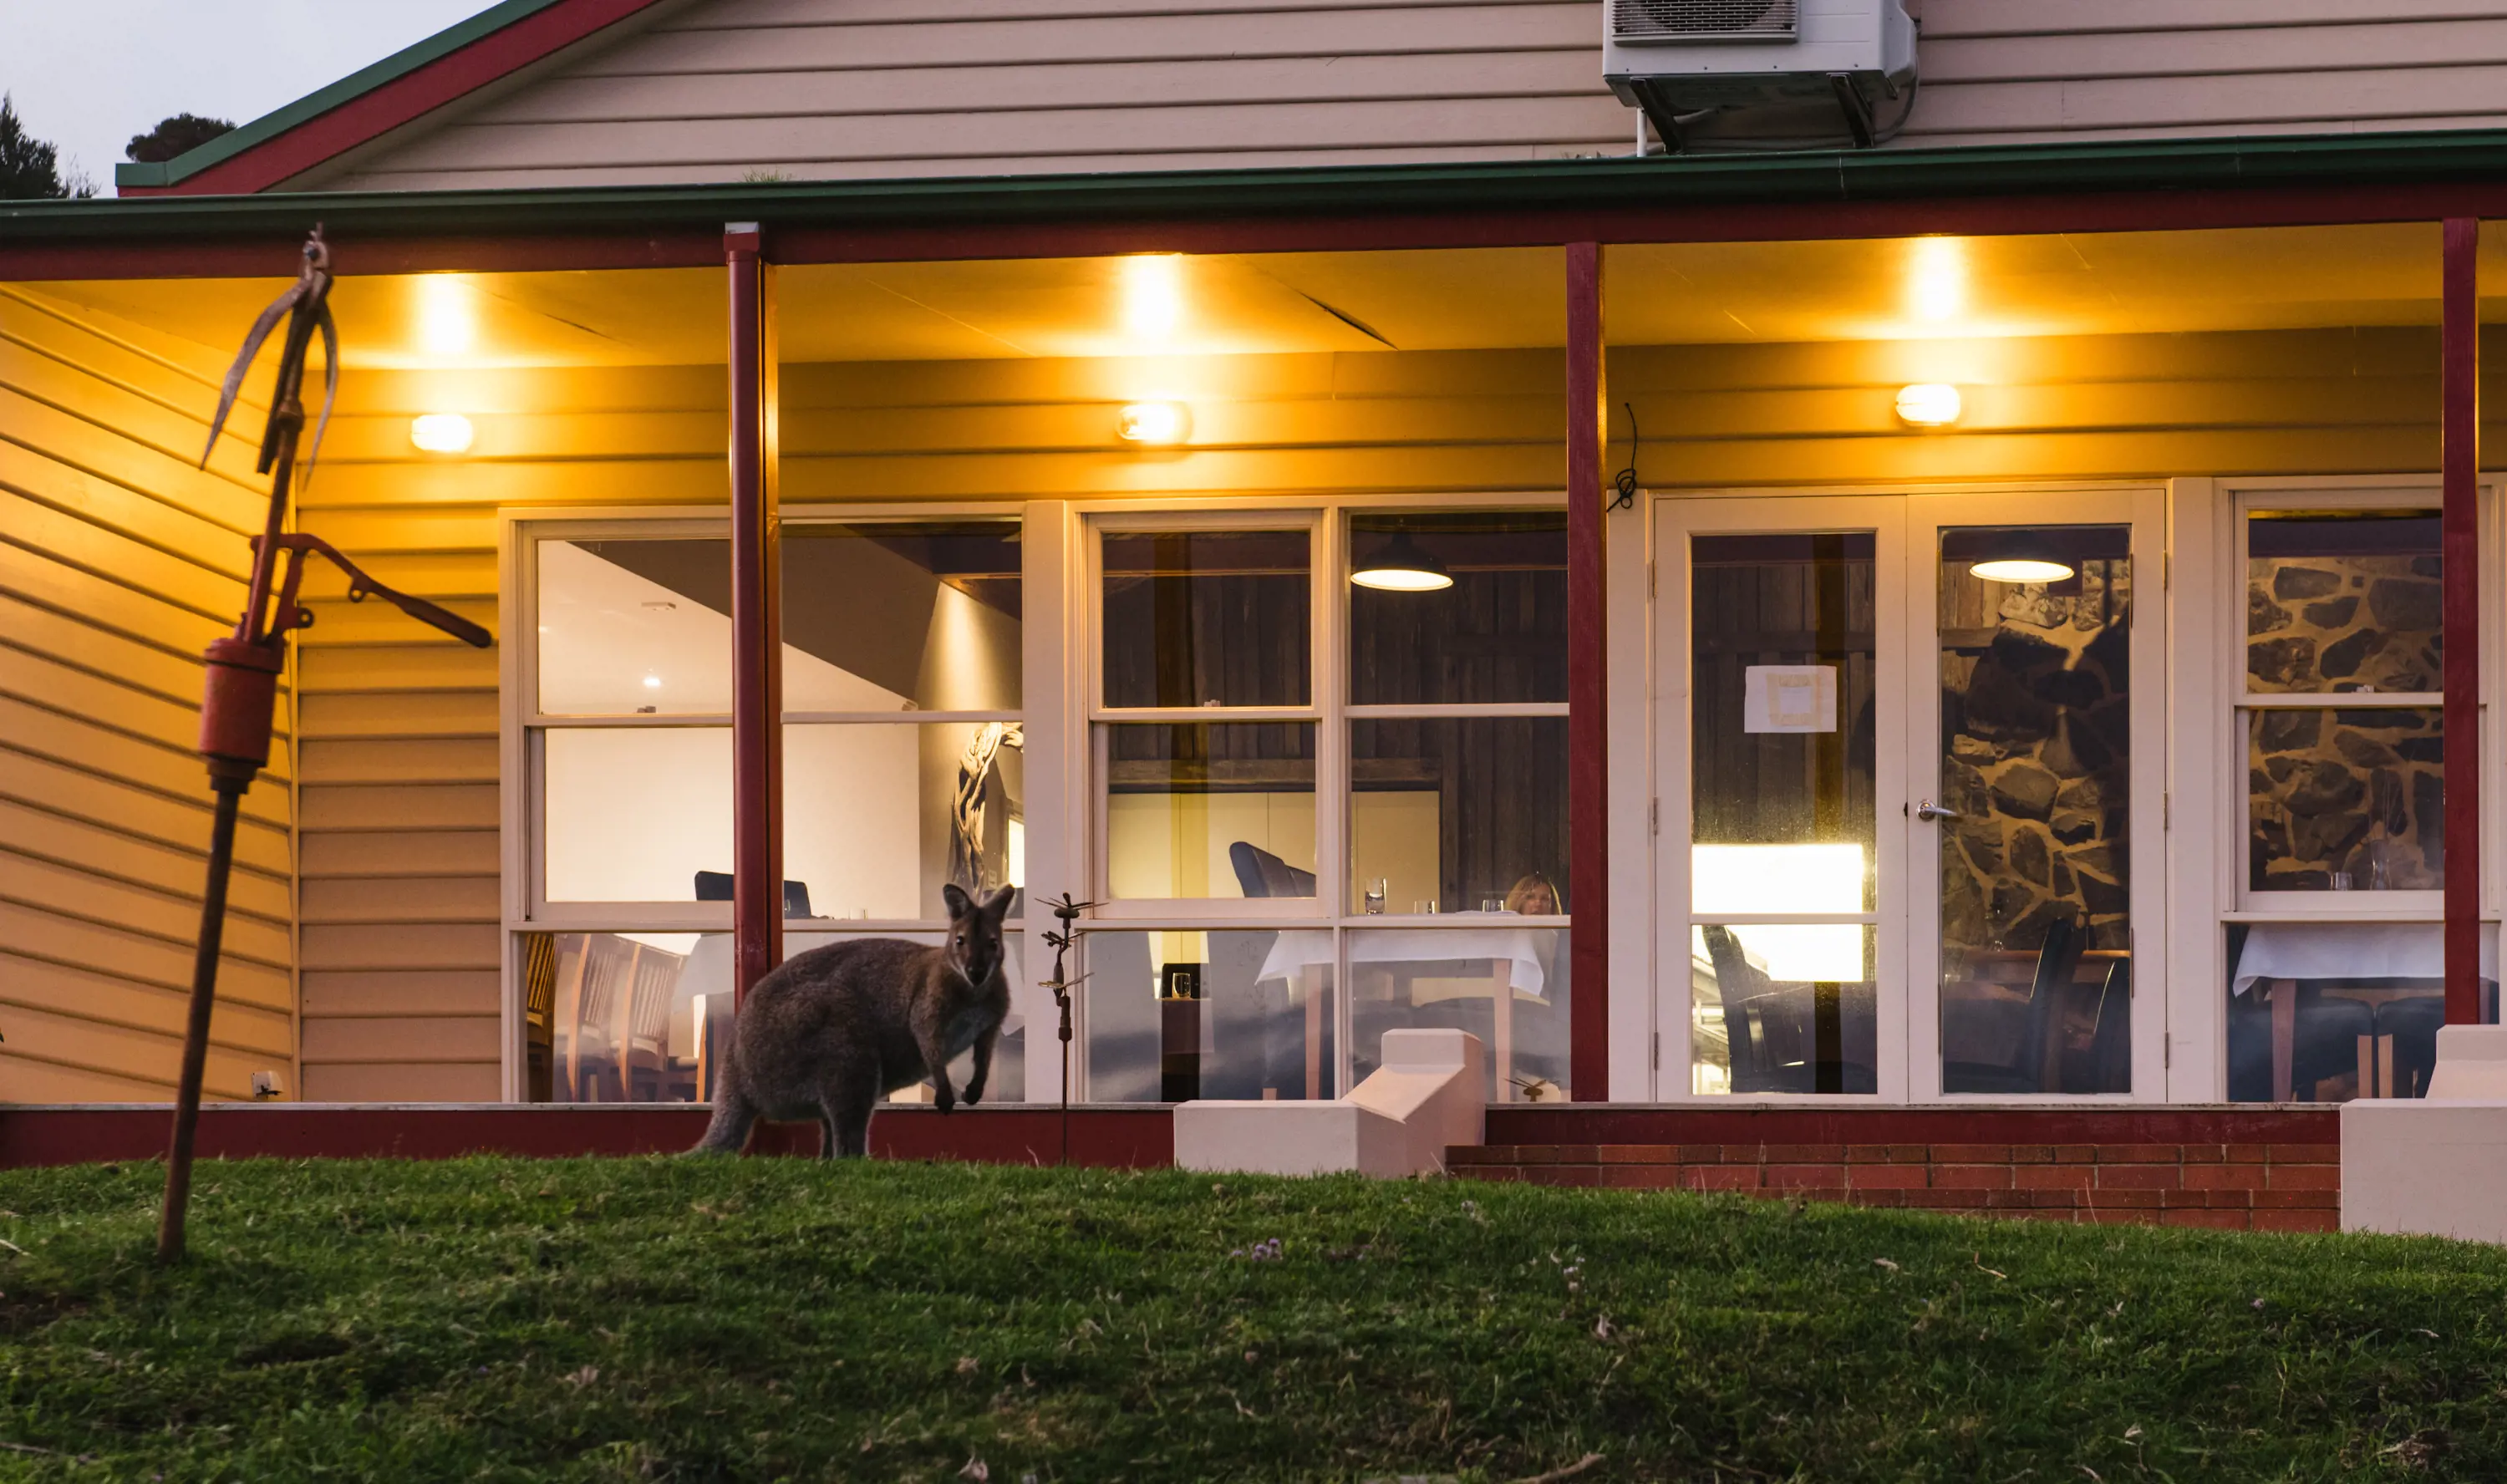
[1447,1141,2340,1232]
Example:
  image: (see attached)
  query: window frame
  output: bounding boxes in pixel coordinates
[2221,480,2500,921]
[1070,494,1573,1103]
[500,501,1030,1103]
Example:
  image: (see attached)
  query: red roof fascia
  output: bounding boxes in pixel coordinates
[123,0,674,197]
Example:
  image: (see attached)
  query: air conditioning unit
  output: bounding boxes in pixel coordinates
[1606,0,1918,152]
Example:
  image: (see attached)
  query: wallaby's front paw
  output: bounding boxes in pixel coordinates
[963,1083,985,1107]
[933,1088,956,1115]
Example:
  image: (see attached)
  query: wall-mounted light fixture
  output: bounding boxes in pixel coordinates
[1350,531,1452,592]
[409,413,475,453]
[1894,384,1962,428]
[1116,401,1188,445]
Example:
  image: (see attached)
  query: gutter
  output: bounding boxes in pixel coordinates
[22,128,2507,248]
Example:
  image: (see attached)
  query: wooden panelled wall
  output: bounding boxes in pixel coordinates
[0,288,294,1102]
[8,314,2471,1102]
[311,0,2507,191]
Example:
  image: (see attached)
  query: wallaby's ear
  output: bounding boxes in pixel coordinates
[981,885,1018,920]
[942,882,974,920]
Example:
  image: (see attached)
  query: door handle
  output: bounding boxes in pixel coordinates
[1915,799,1964,822]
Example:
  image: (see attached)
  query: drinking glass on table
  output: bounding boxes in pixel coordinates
[1481,897,1507,914]
[1363,878,1389,914]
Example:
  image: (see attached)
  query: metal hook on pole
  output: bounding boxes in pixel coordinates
[158,229,491,1266]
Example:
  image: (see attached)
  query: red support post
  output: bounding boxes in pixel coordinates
[727,224,782,1007]
[2443,217,2483,1025]
[1566,241,1610,1098]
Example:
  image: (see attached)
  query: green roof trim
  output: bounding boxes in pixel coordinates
[21,127,2507,248]
[113,0,582,190]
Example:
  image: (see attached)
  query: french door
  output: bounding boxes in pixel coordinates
[1655,488,2166,1101]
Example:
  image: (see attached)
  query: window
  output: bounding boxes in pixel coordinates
[521,516,1025,1104]
[2226,495,2478,1105]
[1082,509,1570,1103]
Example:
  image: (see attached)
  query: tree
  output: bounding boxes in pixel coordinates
[128,113,235,165]
[0,93,90,200]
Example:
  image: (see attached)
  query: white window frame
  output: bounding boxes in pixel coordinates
[1065,492,1572,1102]
[496,501,1031,1100]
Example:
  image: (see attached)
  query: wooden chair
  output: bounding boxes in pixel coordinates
[621,943,686,1101]
[521,933,558,1103]
[564,936,634,1102]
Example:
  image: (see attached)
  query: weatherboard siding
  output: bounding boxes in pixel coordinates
[308,0,2507,191]
[0,289,295,1104]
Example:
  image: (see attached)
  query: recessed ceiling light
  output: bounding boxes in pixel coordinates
[642,674,663,689]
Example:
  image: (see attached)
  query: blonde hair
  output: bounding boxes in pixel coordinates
[1504,873,1559,916]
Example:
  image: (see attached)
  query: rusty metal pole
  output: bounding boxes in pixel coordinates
[159,231,491,1263]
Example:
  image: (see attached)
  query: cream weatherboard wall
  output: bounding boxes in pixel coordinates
[0,289,294,1103]
[303,0,2507,191]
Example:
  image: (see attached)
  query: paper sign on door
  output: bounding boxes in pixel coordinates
[1742,664,1837,734]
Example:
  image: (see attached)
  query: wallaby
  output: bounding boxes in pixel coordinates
[691,883,1015,1158]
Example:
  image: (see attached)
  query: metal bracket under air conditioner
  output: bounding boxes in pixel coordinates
[1625,68,1908,154]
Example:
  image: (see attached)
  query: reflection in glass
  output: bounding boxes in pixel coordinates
[2249,708,2443,892]
[531,931,709,1104]
[1349,718,1567,916]
[1689,533,1877,908]
[1348,928,1569,1100]
[783,722,1024,920]
[1105,723,1315,899]
[1082,930,1334,1102]
[1348,512,1566,705]
[783,521,1023,713]
[538,538,731,715]
[539,524,1021,717]
[1688,533,1876,1096]
[544,728,730,902]
[1937,526,2133,1094]
[2245,511,2440,694]
[526,931,1029,1107]
[1691,924,1877,1095]
[1102,531,1310,708]
[2225,922,2492,1104]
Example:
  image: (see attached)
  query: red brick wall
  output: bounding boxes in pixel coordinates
[1451,1140,2340,1232]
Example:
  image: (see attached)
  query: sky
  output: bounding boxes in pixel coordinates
[5,1,496,193]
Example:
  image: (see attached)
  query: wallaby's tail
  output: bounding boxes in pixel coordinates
[689,1085,757,1155]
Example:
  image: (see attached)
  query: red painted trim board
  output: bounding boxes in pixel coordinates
[1565,242,1609,1100]
[727,231,782,1004]
[0,1105,1174,1170]
[2443,217,2482,1024]
[126,0,674,197]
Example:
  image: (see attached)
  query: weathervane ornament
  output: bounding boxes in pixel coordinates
[157,229,493,1265]
[1037,892,1096,1166]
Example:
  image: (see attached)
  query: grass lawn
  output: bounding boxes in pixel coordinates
[0,1157,2503,1481]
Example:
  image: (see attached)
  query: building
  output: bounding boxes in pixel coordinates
[7,2,2507,1188]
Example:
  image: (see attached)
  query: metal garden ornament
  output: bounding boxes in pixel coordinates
[158,229,492,1264]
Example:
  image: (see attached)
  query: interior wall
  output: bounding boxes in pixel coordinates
[0,287,295,1102]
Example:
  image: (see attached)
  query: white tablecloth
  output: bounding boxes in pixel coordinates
[2232,921,2498,999]
[1255,917,1554,1001]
